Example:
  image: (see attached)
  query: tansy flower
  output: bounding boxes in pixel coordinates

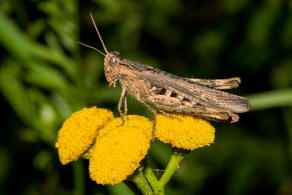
[89,115,153,185]
[155,114,215,150]
[55,107,114,165]
[56,106,215,187]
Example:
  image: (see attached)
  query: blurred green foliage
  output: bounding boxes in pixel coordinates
[0,0,291,194]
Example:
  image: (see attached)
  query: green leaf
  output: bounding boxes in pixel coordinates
[0,62,35,124]
[0,11,32,61]
[24,62,68,91]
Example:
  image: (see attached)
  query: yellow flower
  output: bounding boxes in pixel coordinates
[55,107,114,165]
[155,114,215,150]
[89,115,153,185]
[56,106,215,185]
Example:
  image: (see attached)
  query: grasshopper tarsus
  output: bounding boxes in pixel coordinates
[119,117,125,127]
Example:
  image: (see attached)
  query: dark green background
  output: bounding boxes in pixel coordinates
[0,0,292,194]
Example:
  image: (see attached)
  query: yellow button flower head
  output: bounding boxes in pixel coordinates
[89,115,153,185]
[155,114,215,150]
[55,107,114,165]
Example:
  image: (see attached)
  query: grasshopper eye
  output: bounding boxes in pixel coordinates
[109,57,117,66]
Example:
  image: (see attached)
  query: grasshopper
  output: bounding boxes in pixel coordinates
[78,13,250,126]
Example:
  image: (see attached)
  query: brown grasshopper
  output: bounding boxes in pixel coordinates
[78,13,250,125]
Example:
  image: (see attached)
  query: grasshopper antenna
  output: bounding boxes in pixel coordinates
[90,12,109,54]
[76,42,105,56]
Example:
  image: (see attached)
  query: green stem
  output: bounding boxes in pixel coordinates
[144,166,159,190]
[73,160,85,195]
[247,89,292,110]
[283,108,292,163]
[156,150,184,195]
[131,167,154,195]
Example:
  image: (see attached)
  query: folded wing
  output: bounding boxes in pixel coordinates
[139,68,250,113]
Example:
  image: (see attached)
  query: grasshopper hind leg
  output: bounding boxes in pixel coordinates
[188,77,241,90]
[147,94,239,123]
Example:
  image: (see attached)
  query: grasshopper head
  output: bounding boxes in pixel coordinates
[104,51,123,84]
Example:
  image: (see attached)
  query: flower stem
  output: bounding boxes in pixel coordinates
[156,149,184,194]
[73,160,85,195]
[144,166,159,190]
[131,167,154,195]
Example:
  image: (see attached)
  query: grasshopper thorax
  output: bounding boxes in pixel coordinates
[104,51,123,84]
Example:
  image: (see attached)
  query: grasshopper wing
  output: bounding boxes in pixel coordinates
[139,67,250,113]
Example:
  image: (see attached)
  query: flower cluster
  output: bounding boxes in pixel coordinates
[55,107,114,165]
[55,106,215,184]
[156,114,215,150]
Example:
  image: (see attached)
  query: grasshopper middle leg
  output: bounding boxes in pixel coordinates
[118,87,127,126]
